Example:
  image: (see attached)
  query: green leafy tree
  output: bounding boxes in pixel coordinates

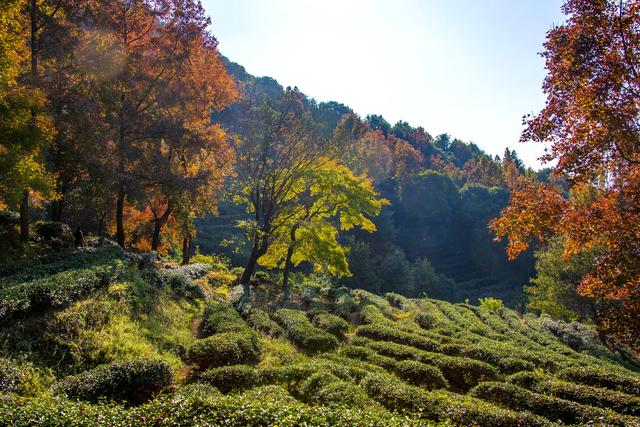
[526,236,598,322]
[257,160,386,297]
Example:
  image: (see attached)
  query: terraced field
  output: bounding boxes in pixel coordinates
[1,247,639,426]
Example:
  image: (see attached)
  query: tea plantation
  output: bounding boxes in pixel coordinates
[1,243,639,426]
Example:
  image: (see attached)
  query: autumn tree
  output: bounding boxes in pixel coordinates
[69,0,226,248]
[0,0,57,239]
[257,160,386,298]
[491,0,640,349]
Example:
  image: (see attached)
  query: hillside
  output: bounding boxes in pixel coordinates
[1,243,639,426]
[198,57,537,307]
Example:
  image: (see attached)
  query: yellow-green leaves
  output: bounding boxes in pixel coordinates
[258,159,387,277]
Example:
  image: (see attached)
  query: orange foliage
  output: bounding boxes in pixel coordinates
[492,0,640,348]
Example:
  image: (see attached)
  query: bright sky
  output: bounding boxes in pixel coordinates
[201,0,566,168]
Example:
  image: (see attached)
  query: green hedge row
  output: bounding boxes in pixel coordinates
[0,389,431,426]
[340,344,448,390]
[394,359,448,389]
[54,358,172,405]
[143,268,204,300]
[201,303,248,337]
[312,312,350,338]
[355,323,442,353]
[415,312,440,330]
[358,304,387,324]
[0,262,123,323]
[556,366,640,397]
[185,331,260,370]
[384,292,414,310]
[508,371,640,416]
[361,373,549,427]
[275,309,338,353]
[470,381,630,426]
[198,355,385,395]
[352,337,499,391]
[244,309,284,337]
[0,247,122,287]
[296,371,372,408]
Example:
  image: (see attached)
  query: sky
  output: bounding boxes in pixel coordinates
[201,0,566,168]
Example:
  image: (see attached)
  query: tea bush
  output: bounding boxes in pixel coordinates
[312,312,349,338]
[470,381,629,425]
[201,303,248,336]
[275,309,338,353]
[296,371,372,407]
[244,308,284,337]
[185,331,260,370]
[394,359,448,389]
[508,371,640,416]
[556,366,640,396]
[54,358,172,405]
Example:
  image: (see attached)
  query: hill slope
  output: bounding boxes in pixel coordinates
[0,245,639,426]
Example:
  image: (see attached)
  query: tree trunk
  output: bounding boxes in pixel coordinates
[50,197,63,222]
[240,238,269,301]
[151,205,172,251]
[282,244,294,300]
[116,185,126,247]
[181,235,192,265]
[21,0,37,242]
[20,190,29,242]
[98,212,106,238]
[282,226,298,300]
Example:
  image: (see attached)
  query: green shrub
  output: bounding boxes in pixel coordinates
[312,312,349,338]
[0,263,122,322]
[358,304,387,324]
[470,381,628,425]
[340,344,398,371]
[394,360,447,390]
[297,371,372,407]
[245,309,284,337]
[317,354,386,380]
[509,371,640,416]
[185,331,260,370]
[54,358,172,405]
[0,358,24,393]
[556,366,640,396]
[479,297,504,313]
[385,292,412,310]
[355,323,441,352]
[0,247,122,284]
[355,337,499,391]
[307,297,330,312]
[258,364,316,385]
[201,303,248,336]
[275,309,338,353]
[198,365,260,393]
[239,385,297,405]
[495,357,535,375]
[334,294,357,318]
[361,373,548,427]
[0,389,425,426]
[415,312,438,330]
[157,269,204,300]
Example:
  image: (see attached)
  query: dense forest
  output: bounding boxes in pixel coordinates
[2,0,640,425]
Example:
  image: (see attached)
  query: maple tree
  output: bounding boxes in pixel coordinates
[491,0,640,349]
